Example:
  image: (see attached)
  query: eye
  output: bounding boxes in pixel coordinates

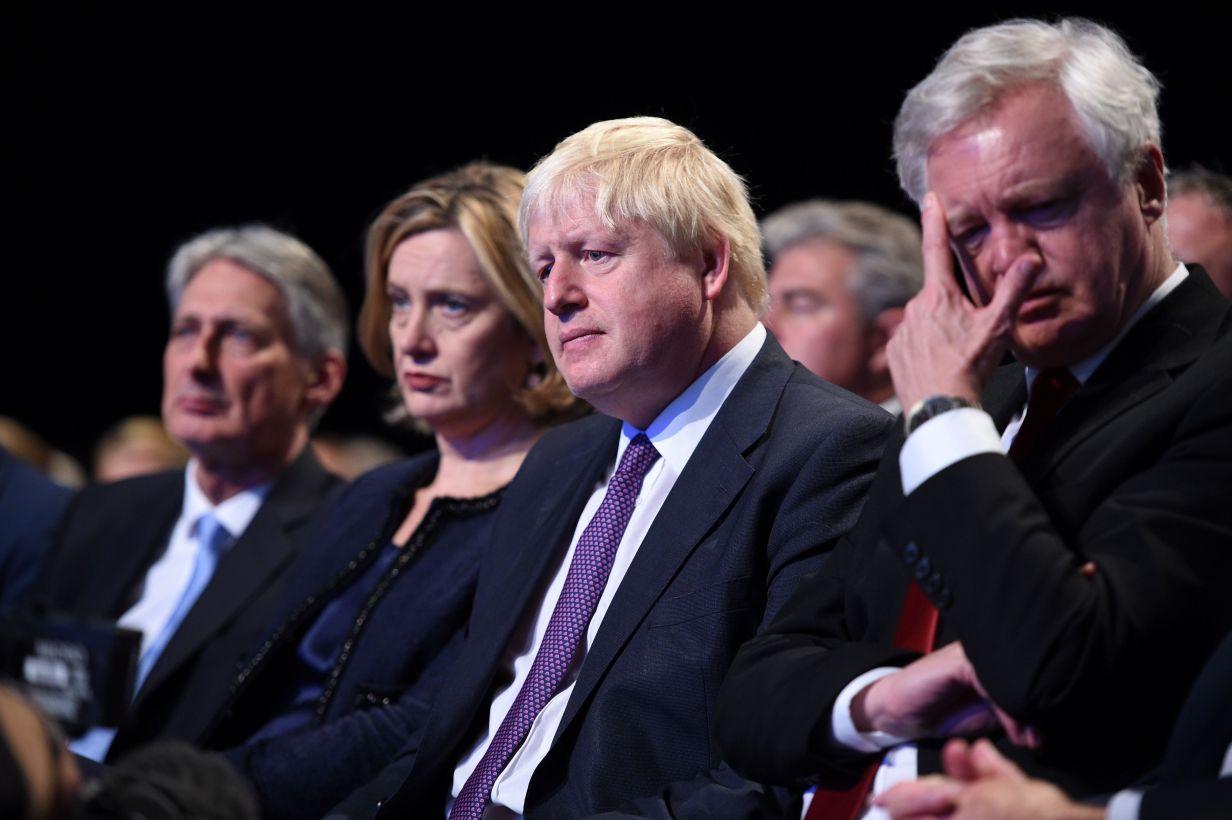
[536,263,553,284]
[436,294,471,317]
[387,287,410,313]
[1021,198,1074,227]
[774,291,825,316]
[583,250,610,264]
[953,223,989,252]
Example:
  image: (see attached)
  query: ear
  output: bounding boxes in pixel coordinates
[1135,144,1167,226]
[699,234,732,302]
[865,307,905,376]
[303,350,347,414]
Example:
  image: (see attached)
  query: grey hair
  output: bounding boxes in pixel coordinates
[763,200,923,321]
[1169,165,1232,213]
[894,18,1162,204]
[166,224,349,363]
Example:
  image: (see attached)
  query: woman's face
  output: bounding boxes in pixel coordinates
[386,228,538,437]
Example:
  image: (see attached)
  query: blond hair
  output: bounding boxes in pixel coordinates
[520,117,767,314]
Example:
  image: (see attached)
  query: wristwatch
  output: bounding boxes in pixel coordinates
[904,395,981,435]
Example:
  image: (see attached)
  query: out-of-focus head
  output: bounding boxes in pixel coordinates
[894,18,1171,369]
[763,200,922,402]
[162,226,348,473]
[1167,166,1232,298]
[521,117,763,427]
[359,163,578,437]
[93,416,189,483]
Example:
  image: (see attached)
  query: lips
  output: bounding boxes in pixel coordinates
[176,393,227,414]
[558,328,602,348]
[1018,288,1065,321]
[403,373,446,390]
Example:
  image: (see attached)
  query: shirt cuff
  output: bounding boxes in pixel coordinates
[831,667,910,752]
[899,407,1004,495]
[1105,788,1143,820]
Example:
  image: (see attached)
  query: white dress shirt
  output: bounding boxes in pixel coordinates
[822,265,1189,818]
[449,323,766,818]
[69,460,268,761]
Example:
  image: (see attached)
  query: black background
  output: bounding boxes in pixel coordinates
[5,6,1229,465]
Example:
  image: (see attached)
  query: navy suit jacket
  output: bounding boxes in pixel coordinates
[0,446,72,611]
[34,447,341,760]
[331,334,894,819]
[717,267,1232,797]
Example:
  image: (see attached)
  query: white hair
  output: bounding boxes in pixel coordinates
[166,224,349,363]
[894,18,1162,204]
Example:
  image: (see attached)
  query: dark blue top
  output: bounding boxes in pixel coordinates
[0,446,72,612]
[209,453,503,820]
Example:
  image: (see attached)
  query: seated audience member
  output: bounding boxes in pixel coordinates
[329,117,892,819]
[763,200,923,413]
[716,16,1232,815]
[879,628,1232,820]
[1166,165,1232,298]
[0,418,86,489]
[0,446,72,611]
[35,225,348,764]
[186,163,582,819]
[0,682,80,820]
[94,416,190,484]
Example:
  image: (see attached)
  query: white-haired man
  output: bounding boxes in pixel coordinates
[38,225,347,764]
[329,118,893,819]
[763,200,923,412]
[717,17,1232,818]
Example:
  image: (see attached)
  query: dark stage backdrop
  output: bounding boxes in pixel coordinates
[5,7,1229,466]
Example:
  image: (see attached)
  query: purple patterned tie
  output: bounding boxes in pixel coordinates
[450,433,660,820]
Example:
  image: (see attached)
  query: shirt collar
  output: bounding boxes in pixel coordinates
[614,322,766,477]
[1026,263,1189,391]
[181,459,271,541]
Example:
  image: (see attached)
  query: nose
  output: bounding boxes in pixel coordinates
[989,222,1039,279]
[188,327,220,379]
[543,258,586,318]
[396,304,436,360]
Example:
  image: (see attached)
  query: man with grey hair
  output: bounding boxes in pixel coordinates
[718,17,1232,816]
[763,200,922,412]
[37,224,348,764]
[1167,165,1232,298]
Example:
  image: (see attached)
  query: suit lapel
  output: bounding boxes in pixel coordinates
[134,451,329,704]
[84,476,183,618]
[552,335,792,741]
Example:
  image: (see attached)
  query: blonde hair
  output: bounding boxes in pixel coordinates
[520,117,768,314]
[359,163,579,425]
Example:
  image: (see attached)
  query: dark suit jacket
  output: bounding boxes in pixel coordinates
[198,453,500,820]
[0,446,72,611]
[716,267,1232,797]
[1137,628,1232,819]
[33,447,341,760]
[330,334,894,819]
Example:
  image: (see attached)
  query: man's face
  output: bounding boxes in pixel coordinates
[162,259,315,468]
[1166,193,1232,298]
[527,197,710,427]
[765,239,873,395]
[927,84,1159,369]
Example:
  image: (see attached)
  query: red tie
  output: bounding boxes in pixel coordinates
[805,369,1078,820]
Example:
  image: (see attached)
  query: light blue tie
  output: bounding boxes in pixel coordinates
[134,512,231,690]
[71,512,232,762]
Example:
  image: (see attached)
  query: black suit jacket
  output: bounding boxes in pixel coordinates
[331,335,894,819]
[34,448,341,760]
[716,268,1232,797]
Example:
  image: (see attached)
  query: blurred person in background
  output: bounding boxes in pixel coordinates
[763,200,923,414]
[0,446,72,611]
[93,416,190,484]
[1167,165,1232,298]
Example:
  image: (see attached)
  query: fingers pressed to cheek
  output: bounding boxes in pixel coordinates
[921,193,959,292]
